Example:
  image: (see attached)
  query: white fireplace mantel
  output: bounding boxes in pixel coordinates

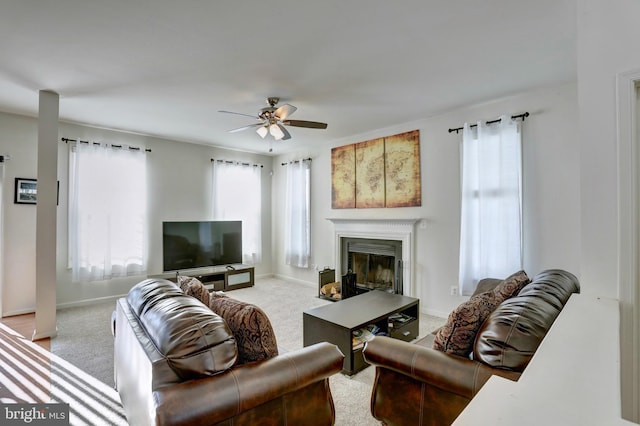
[327,218,420,297]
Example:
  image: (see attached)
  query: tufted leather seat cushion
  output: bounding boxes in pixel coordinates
[473,269,580,371]
[126,279,238,382]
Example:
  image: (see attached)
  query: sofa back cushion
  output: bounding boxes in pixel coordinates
[210,296,279,364]
[473,269,580,371]
[433,270,530,357]
[127,278,184,315]
[126,279,238,383]
[471,278,502,296]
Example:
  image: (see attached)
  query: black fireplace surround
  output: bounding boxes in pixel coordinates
[341,237,403,296]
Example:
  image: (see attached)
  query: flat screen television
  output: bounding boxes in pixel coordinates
[162,221,242,272]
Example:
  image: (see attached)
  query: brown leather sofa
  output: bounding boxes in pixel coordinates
[113,278,344,426]
[362,269,580,426]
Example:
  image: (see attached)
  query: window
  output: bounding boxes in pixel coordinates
[458,116,523,295]
[211,160,262,264]
[284,159,311,268]
[68,142,147,282]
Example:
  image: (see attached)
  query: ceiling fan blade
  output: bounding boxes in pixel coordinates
[228,123,263,133]
[218,110,260,119]
[278,123,292,140]
[283,120,328,129]
[275,104,297,121]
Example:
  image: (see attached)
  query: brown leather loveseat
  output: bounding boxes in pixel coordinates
[113,278,344,426]
[362,269,580,426]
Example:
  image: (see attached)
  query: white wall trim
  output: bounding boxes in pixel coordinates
[55,294,125,310]
[616,68,640,423]
[270,273,316,288]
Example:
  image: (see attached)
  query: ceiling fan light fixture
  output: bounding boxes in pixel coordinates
[256,125,268,138]
[220,97,327,146]
[269,123,285,140]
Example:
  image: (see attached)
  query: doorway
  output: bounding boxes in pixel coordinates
[616,69,640,422]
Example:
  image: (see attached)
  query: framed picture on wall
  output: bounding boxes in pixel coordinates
[14,178,37,204]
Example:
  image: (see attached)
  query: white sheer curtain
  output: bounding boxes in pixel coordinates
[212,161,262,264]
[284,159,311,268]
[459,115,523,295]
[69,142,147,282]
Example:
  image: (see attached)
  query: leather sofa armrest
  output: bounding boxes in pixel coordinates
[152,342,344,426]
[363,336,519,399]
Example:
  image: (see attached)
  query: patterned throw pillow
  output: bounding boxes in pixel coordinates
[432,292,502,356]
[176,275,194,292]
[209,297,279,365]
[177,275,211,307]
[492,270,530,300]
[210,290,228,300]
[433,270,530,357]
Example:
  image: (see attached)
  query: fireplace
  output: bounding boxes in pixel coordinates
[328,218,419,297]
[342,238,402,294]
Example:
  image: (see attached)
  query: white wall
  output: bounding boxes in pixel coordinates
[274,83,580,317]
[577,0,640,297]
[577,0,640,421]
[0,113,39,315]
[0,112,274,314]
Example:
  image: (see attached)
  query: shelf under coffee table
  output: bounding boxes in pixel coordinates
[303,290,419,375]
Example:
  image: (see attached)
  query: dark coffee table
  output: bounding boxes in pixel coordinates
[303,290,419,375]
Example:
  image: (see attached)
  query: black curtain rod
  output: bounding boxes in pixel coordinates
[210,158,263,168]
[61,137,152,152]
[281,158,312,166]
[448,112,530,134]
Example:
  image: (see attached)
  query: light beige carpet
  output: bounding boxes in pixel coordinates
[52,276,446,426]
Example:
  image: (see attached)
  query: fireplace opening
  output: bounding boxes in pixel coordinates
[351,253,395,291]
[342,238,403,295]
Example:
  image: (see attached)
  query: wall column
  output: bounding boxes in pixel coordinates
[33,90,58,340]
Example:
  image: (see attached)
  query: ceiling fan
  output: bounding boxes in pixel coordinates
[219,97,327,141]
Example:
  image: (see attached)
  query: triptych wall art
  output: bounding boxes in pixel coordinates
[331,129,421,209]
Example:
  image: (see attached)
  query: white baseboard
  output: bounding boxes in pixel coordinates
[56,294,125,310]
[2,307,37,318]
[422,308,449,319]
[270,273,316,288]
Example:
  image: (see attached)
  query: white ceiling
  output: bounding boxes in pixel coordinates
[0,1,576,155]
